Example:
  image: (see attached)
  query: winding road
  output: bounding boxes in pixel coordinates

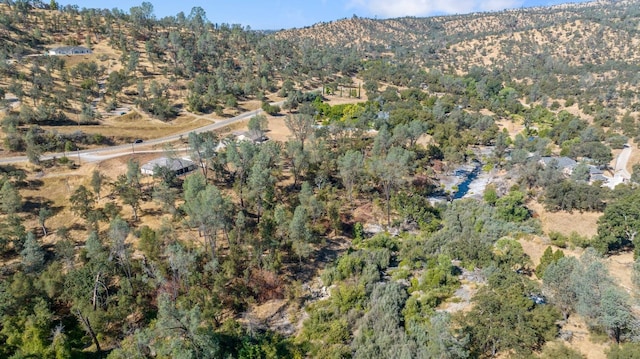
[0,101,283,165]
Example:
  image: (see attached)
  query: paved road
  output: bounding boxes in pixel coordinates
[615,145,632,179]
[0,101,284,165]
[603,143,633,189]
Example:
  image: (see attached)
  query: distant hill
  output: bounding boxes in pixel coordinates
[3,0,640,138]
[276,0,640,107]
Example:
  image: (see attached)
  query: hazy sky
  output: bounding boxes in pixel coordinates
[56,0,591,30]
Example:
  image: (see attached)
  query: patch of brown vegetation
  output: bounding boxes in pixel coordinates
[528,200,600,238]
[626,138,640,174]
[496,117,524,139]
[558,315,609,359]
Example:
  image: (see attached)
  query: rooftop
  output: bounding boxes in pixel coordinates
[540,156,577,169]
[141,157,195,172]
[49,46,91,53]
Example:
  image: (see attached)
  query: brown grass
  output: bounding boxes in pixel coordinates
[626,138,640,173]
[496,117,524,139]
[39,111,213,143]
[561,315,609,359]
[528,200,600,238]
[519,197,636,358]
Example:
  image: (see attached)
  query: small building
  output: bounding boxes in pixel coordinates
[232,130,268,144]
[539,156,577,175]
[48,46,92,56]
[141,157,197,176]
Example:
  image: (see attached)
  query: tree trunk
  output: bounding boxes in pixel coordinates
[76,309,101,353]
[385,184,391,228]
[92,271,102,310]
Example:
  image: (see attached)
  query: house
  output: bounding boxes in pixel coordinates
[540,156,611,184]
[141,157,197,176]
[232,130,268,144]
[48,46,92,56]
[588,166,609,184]
[539,156,577,175]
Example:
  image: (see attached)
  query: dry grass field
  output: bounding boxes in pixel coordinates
[519,200,638,358]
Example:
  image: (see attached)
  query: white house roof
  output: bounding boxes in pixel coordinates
[49,46,91,54]
[141,157,195,172]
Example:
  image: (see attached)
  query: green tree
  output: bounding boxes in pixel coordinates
[338,150,364,203]
[151,293,219,357]
[536,246,564,278]
[63,242,110,354]
[112,159,143,221]
[542,256,579,321]
[69,185,96,225]
[24,128,42,165]
[572,161,591,182]
[421,313,469,359]
[247,114,268,141]
[153,181,178,216]
[108,216,132,279]
[0,180,22,215]
[483,184,498,206]
[188,131,218,179]
[20,232,44,273]
[285,140,308,187]
[289,205,312,264]
[600,287,636,343]
[90,170,105,201]
[352,282,413,359]
[284,113,315,151]
[369,146,413,227]
[571,249,620,333]
[541,343,585,359]
[248,156,275,223]
[495,190,530,222]
[463,270,559,357]
[182,179,232,260]
[607,343,640,358]
[1,298,56,358]
[597,190,640,253]
[226,140,258,207]
[106,70,128,100]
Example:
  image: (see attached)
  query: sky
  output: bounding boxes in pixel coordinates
[56,0,591,30]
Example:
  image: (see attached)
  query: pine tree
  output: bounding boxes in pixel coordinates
[0,180,22,215]
[21,232,45,273]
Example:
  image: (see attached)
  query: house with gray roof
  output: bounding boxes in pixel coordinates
[539,156,577,175]
[141,157,197,176]
[48,46,92,56]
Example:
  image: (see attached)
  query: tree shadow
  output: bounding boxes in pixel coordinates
[22,196,62,216]
[0,165,27,181]
[288,236,351,284]
[142,207,165,217]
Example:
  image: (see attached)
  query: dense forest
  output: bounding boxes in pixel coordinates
[2,0,640,358]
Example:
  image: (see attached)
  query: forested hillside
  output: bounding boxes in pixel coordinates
[2,0,640,358]
[279,0,640,115]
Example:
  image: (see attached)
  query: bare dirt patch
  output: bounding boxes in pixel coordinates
[263,115,292,143]
[496,117,524,138]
